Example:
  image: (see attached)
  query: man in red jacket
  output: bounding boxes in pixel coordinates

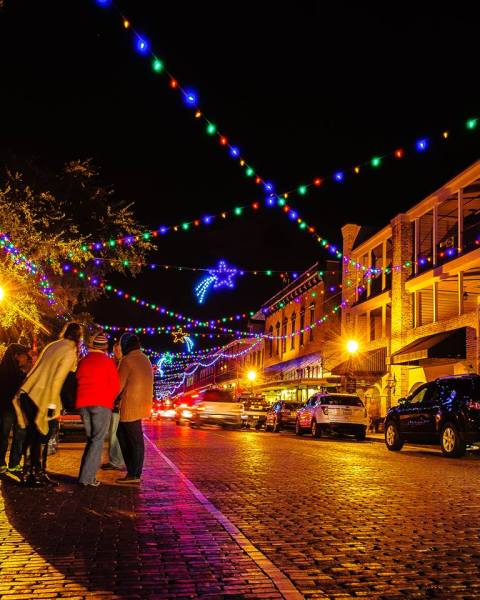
[76,332,120,487]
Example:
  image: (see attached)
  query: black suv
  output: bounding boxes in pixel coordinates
[384,374,480,458]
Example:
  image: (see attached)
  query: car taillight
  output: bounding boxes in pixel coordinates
[466,400,480,410]
[322,406,328,415]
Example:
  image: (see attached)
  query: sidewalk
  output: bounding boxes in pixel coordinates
[0,439,290,600]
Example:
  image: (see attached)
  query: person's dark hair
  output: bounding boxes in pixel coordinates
[122,334,141,355]
[60,322,83,343]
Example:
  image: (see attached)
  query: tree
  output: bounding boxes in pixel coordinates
[0,159,154,343]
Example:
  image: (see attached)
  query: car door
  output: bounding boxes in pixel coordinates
[397,384,430,441]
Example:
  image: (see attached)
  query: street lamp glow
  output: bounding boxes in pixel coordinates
[247,370,257,382]
[346,339,359,354]
[0,287,5,302]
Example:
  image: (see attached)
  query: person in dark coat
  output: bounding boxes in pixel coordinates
[0,344,30,473]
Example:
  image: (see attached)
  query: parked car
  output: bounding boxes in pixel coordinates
[295,393,367,440]
[190,388,242,428]
[384,374,480,458]
[265,401,303,432]
[240,395,269,429]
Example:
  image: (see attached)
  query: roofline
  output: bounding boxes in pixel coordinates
[261,263,320,309]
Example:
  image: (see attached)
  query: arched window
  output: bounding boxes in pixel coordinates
[300,309,305,346]
[291,313,296,350]
[309,303,315,342]
[281,318,288,353]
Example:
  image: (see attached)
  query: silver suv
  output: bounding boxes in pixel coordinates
[296,393,367,440]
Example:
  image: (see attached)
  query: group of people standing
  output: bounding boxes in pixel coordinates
[0,323,153,488]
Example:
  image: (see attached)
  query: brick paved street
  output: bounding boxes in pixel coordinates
[1,422,480,599]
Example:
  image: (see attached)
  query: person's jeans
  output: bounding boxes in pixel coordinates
[108,411,124,468]
[78,406,112,484]
[117,420,144,478]
[0,408,26,469]
[19,394,42,471]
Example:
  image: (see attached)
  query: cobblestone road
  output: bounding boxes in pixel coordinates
[1,421,480,599]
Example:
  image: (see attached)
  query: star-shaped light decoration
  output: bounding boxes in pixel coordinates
[171,329,195,353]
[172,329,188,344]
[194,260,239,304]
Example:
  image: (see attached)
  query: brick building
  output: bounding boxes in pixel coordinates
[255,261,341,403]
[336,160,480,420]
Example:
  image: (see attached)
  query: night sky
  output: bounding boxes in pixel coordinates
[0,1,479,351]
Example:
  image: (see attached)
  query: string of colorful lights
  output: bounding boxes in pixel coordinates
[92,1,478,213]
[85,256,306,278]
[0,231,58,309]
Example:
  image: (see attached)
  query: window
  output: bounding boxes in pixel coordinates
[268,326,273,357]
[409,386,428,404]
[275,322,280,355]
[291,313,296,350]
[300,309,305,346]
[309,304,315,342]
[281,319,287,353]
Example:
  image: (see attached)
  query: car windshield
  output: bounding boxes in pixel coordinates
[320,395,364,407]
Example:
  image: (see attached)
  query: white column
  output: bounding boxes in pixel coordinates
[458,188,464,252]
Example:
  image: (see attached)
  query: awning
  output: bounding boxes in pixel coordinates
[331,347,387,376]
[264,351,322,374]
[391,327,467,366]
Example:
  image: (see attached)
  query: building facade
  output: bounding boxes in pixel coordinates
[337,160,480,419]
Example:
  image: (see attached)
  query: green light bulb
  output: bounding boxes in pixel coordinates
[206,123,217,135]
[266,270,272,276]
[234,207,243,216]
[152,58,164,73]
[245,167,254,177]
[298,185,307,195]
[182,223,190,230]
[371,156,381,167]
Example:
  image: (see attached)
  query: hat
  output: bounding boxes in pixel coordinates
[89,332,109,351]
[119,332,140,355]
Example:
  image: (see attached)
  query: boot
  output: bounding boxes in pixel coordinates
[39,470,59,487]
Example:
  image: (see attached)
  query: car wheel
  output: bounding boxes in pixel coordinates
[273,418,281,433]
[355,427,366,441]
[265,422,272,432]
[311,420,321,438]
[384,421,404,451]
[295,419,304,436]
[440,422,466,458]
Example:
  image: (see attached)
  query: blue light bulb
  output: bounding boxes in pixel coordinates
[96,0,111,6]
[264,182,274,193]
[135,36,149,55]
[230,146,240,158]
[416,138,428,152]
[334,171,344,182]
[184,89,198,107]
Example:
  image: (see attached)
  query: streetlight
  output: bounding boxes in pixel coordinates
[345,339,359,393]
[346,339,359,354]
[0,287,5,302]
[247,369,257,394]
